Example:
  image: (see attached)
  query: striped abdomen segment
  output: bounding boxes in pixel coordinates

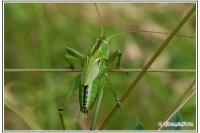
[82,85,89,111]
[79,79,99,114]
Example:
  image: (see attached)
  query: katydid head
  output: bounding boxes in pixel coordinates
[92,36,109,58]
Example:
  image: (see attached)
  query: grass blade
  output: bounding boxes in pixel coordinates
[5,100,41,130]
[157,89,196,130]
[157,79,196,130]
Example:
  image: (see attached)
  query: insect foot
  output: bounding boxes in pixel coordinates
[58,107,63,113]
[125,72,129,76]
[78,111,88,119]
[116,99,125,109]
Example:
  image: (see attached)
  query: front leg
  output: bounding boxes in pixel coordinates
[64,45,85,68]
[64,54,83,69]
[108,50,122,68]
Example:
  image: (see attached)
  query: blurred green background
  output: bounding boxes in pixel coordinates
[4,3,196,130]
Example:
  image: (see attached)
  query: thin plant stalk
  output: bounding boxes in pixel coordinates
[99,5,196,130]
[58,110,66,130]
[4,68,195,73]
[157,89,196,130]
[157,79,196,130]
[130,30,195,38]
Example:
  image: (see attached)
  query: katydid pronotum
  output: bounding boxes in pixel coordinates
[58,4,194,130]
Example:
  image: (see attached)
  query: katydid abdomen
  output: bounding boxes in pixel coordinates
[79,54,107,116]
[79,77,100,115]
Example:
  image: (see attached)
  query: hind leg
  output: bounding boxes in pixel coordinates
[90,79,104,130]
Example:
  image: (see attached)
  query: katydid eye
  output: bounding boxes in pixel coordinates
[97,60,101,65]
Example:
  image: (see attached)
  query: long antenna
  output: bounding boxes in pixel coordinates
[107,30,195,39]
[93,4,194,39]
[94,3,104,37]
